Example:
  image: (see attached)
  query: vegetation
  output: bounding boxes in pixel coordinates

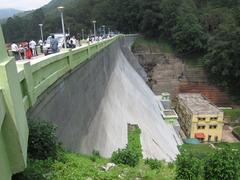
[13,121,176,179]
[128,125,142,159]
[224,108,240,122]
[176,150,202,180]
[204,148,240,180]
[144,159,163,170]
[177,145,240,180]
[27,120,58,160]
[233,127,240,138]
[111,146,140,167]
[111,125,142,167]
[132,36,174,54]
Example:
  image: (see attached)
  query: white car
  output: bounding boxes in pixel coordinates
[43,34,69,55]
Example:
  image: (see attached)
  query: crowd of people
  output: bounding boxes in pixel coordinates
[10,33,113,61]
[10,40,43,61]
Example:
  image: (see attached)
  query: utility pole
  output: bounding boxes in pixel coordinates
[58,6,66,49]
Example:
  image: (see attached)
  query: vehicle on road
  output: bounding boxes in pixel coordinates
[43,33,69,55]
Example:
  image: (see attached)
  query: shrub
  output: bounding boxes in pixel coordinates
[90,150,101,162]
[176,150,202,180]
[144,158,162,170]
[28,120,58,160]
[111,146,139,167]
[204,148,240,180]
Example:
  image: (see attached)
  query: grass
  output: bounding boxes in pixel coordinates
[14,124,175,180]
[128,124,142,158]
[233,127,240,137]
[132,36,204,68]
[132,36,174,54]
[15,149,175,180]
[182,53,204,67]
[223,108,240,122]
[180,142,240,157]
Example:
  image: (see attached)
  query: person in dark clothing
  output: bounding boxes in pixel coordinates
[50,35,59,53]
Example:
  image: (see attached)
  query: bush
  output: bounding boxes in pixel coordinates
[28,120,58,160]
[204,148,240,180]
[12,159,53,180]
[176,150,202,180]
[90,150,101,162]
[144,158,162,170]
[111,146,139,167]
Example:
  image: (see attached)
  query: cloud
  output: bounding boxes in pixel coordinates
[0,0,51,11]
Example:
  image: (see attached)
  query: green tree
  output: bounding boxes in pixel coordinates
[204,24,240,90]
[204,148,240,180]
[176,150,202,180]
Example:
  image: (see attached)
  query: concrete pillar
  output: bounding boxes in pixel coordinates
[0,26,28,177]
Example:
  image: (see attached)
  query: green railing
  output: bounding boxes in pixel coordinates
[17,36,120,111]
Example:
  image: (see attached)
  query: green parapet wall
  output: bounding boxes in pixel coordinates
[0,26,28,179]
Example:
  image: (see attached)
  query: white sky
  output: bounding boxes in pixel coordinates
[0,0,51,11]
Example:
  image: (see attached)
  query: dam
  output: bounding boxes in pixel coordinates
[0,29,180,179]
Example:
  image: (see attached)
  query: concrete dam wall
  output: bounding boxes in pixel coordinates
[28,36,180,161]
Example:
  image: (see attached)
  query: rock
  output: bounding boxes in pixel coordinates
[101,163,116,171]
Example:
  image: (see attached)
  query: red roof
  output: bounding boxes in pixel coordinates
[195,133,205,139]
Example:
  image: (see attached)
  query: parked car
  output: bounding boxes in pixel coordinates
[43,34,69,55]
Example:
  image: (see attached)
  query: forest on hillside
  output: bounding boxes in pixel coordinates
[1,0,240,97]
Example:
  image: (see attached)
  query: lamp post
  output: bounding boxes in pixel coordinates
[102,25,106,36]
[67,27,70,35]
[92,20,96,39]
[81,29,84,40]
[58,6,66,49]
[39,24,44,42]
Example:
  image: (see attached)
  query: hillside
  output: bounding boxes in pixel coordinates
[1,0,240,96]
[0,8,22,19]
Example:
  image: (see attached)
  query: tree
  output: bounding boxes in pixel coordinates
[176,150,202,180]
[204,148,240,180]
[204,24,240,90]
[172,1,207,54]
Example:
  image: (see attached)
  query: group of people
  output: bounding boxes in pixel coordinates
[67,36,77,48]
[11,40,43,61]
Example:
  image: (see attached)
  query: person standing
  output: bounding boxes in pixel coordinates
[26,42,32,59]
[50,35,59,54]
[29,40,37,56]
[11,42,19,60]
[19,44,25,60]
[38,39,43,53]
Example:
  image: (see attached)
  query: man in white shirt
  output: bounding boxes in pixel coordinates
[11,43,19,60]
[29,40,37,56]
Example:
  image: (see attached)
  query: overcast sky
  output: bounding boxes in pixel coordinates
[0,0,51,11]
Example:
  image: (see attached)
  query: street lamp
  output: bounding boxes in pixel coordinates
[102,25,106,36]
[81,29,84,40]
[58,6,66,49]
[39,24,43,42]
[92,20,96,39]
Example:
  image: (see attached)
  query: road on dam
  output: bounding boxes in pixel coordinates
[28,35,181,162]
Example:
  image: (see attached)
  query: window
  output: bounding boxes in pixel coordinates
[215,136,218,142]
[209,125,217,129]
[210,117,218,121]
[197,125,205,129]
[198,117,206,121]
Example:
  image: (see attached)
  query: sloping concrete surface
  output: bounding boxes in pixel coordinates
[28,36,180,161]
